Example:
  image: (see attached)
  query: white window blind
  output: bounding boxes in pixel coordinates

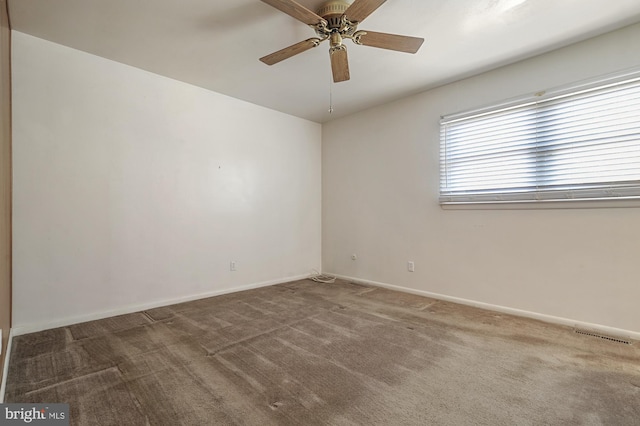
[440,72,640,204]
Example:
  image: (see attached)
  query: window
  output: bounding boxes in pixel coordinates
[439,70,640,205]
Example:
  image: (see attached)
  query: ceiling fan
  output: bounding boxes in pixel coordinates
[259,0,424,82]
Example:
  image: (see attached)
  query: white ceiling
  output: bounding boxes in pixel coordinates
[8,0,640,123]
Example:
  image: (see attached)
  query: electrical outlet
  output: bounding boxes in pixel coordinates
[407,261,415,272]
[351,253,357,260]
[230,261,236,271]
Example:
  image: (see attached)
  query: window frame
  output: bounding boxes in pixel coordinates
[439,68,640,208]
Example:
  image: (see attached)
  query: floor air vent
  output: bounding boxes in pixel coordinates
[574,329,631,345]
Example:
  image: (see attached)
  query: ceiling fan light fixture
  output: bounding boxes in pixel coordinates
[330,31,344,48]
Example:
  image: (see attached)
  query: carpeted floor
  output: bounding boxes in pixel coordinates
[5,279,640,425]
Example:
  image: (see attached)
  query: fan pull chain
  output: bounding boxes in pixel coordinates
[328,71,334,114]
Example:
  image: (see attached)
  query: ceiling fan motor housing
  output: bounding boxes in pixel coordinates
[317,0,350,29]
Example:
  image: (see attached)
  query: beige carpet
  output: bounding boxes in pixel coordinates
[6,279,640,425]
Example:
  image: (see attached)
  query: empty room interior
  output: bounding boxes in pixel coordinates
[1,0,640,424]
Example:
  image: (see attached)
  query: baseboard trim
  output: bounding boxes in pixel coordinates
[12,273,312,336]
[0,328,13,403]
[329,273,640,341]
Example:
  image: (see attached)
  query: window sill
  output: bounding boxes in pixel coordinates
[440,199,640,210]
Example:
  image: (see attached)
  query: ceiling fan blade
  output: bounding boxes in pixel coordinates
[344,0,387,23]
[260,0,325,25]
[260,38,322,65]
[355,31,424,53]
[330,46,350,83]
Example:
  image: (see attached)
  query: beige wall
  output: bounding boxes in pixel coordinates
[323,23,640,336]
[0,0,11,384]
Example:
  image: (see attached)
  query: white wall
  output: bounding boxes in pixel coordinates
[323,23,640,335]
[12,32,321,331]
